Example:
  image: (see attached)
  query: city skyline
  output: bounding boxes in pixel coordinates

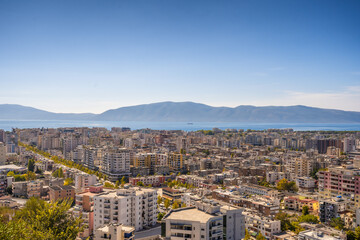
[1,0,360,113]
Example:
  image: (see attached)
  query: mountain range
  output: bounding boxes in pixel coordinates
[1,102,360,123]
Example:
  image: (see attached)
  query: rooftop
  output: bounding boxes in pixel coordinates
[165,207,219,223]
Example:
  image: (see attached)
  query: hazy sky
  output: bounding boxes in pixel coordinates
[1,0,360,113]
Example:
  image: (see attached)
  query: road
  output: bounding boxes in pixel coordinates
[135,225,161,239]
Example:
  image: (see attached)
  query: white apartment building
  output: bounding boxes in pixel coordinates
[163,207,223,240]
[163,199,245,240]
[101,148,133,181]
[243,211,281,239]
[93,187,157,231]
[75,172,97,192]
[296,177,316,192]
[238,184,279,198]
[0,142,6,165]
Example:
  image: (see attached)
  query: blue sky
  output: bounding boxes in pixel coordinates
[1,0,360,113]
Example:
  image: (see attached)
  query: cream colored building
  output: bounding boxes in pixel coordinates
[94,223,135,240]
[163,207,223,240]
[93,187,157,231]
[243,211,281,239]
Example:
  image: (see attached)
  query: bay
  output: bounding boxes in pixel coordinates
[0,120,360,131]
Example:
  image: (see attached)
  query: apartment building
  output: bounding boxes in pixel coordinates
[74,172,97,192]
[12,181,27,198]
[94,223,135,240]
[243,211,281,240]
[93,187,157,231]
[0,142,6,165]
[162,207,224,240]
[101,148,133,181]
[266,172,288,184]
[319,197,347,223]
[162,198,245,240]
[129,175,166,187]
[238,184,279,198]
[73,186,102,238]
[49,185,75,202]
[27,180,43,198]
[0,174,7,196]
[296,177,316,192]
[212,190,279,217]
[318,166,360,206]
[168,153,184,172]
[284,196,319,213]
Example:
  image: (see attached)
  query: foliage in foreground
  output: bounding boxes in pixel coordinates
[0,197,84,240]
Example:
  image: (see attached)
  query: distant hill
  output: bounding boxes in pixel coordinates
[1,102,360,123]
[0,104,95,120]
[96,101,360,123]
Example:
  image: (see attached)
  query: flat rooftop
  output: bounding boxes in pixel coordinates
[301,230,340,240]
[166,208,218,223]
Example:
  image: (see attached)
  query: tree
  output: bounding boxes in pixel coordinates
[6,186,12,195]
[157,212,165,221]
[244,229,251,240]
[172,200,180,209]
[64,178,73,186]
[302,205,309,216]
[256,232,266,240]
[120,176,126,187]
[276,178,298,192]
[7,171,15,177]
[0,197,84,240]
[28,159,35,172]
[164,199,170,210]
[115,180,120,188]
[52,168,64,178]
[25,171,37,181]
[157,196,163,206]
[137,181,144,187]
[104,182,115,188]
[298,214,319,224]
[330,217,344,230]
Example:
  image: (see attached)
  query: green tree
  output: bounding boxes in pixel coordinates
[137,181,144,187]
[172,200,180,209]
[276,178,298,192]
[164,199,170,210]
[0,197,84,240]
[115,180,120,188]
[244,229,251,240]
[25,171,37,181]
[298,214,319,224]
[104,182,115,188]
[157,212,165,221]
[157,196,163,206]
[64,178,73,186]
[330,217,344,230]
[346,230,356,240]
[256,232,266,240]
[302,205,309,216]
[28,159,35,172]
[120,176,126,187]
[7,171,15,177]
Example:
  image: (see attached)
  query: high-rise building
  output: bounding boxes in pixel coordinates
[168,153,184,172]
[101,148,133,181]
[93,187,157,231]
[0,142,6,165]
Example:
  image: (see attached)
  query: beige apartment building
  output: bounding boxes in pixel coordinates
[93,187,157,231]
